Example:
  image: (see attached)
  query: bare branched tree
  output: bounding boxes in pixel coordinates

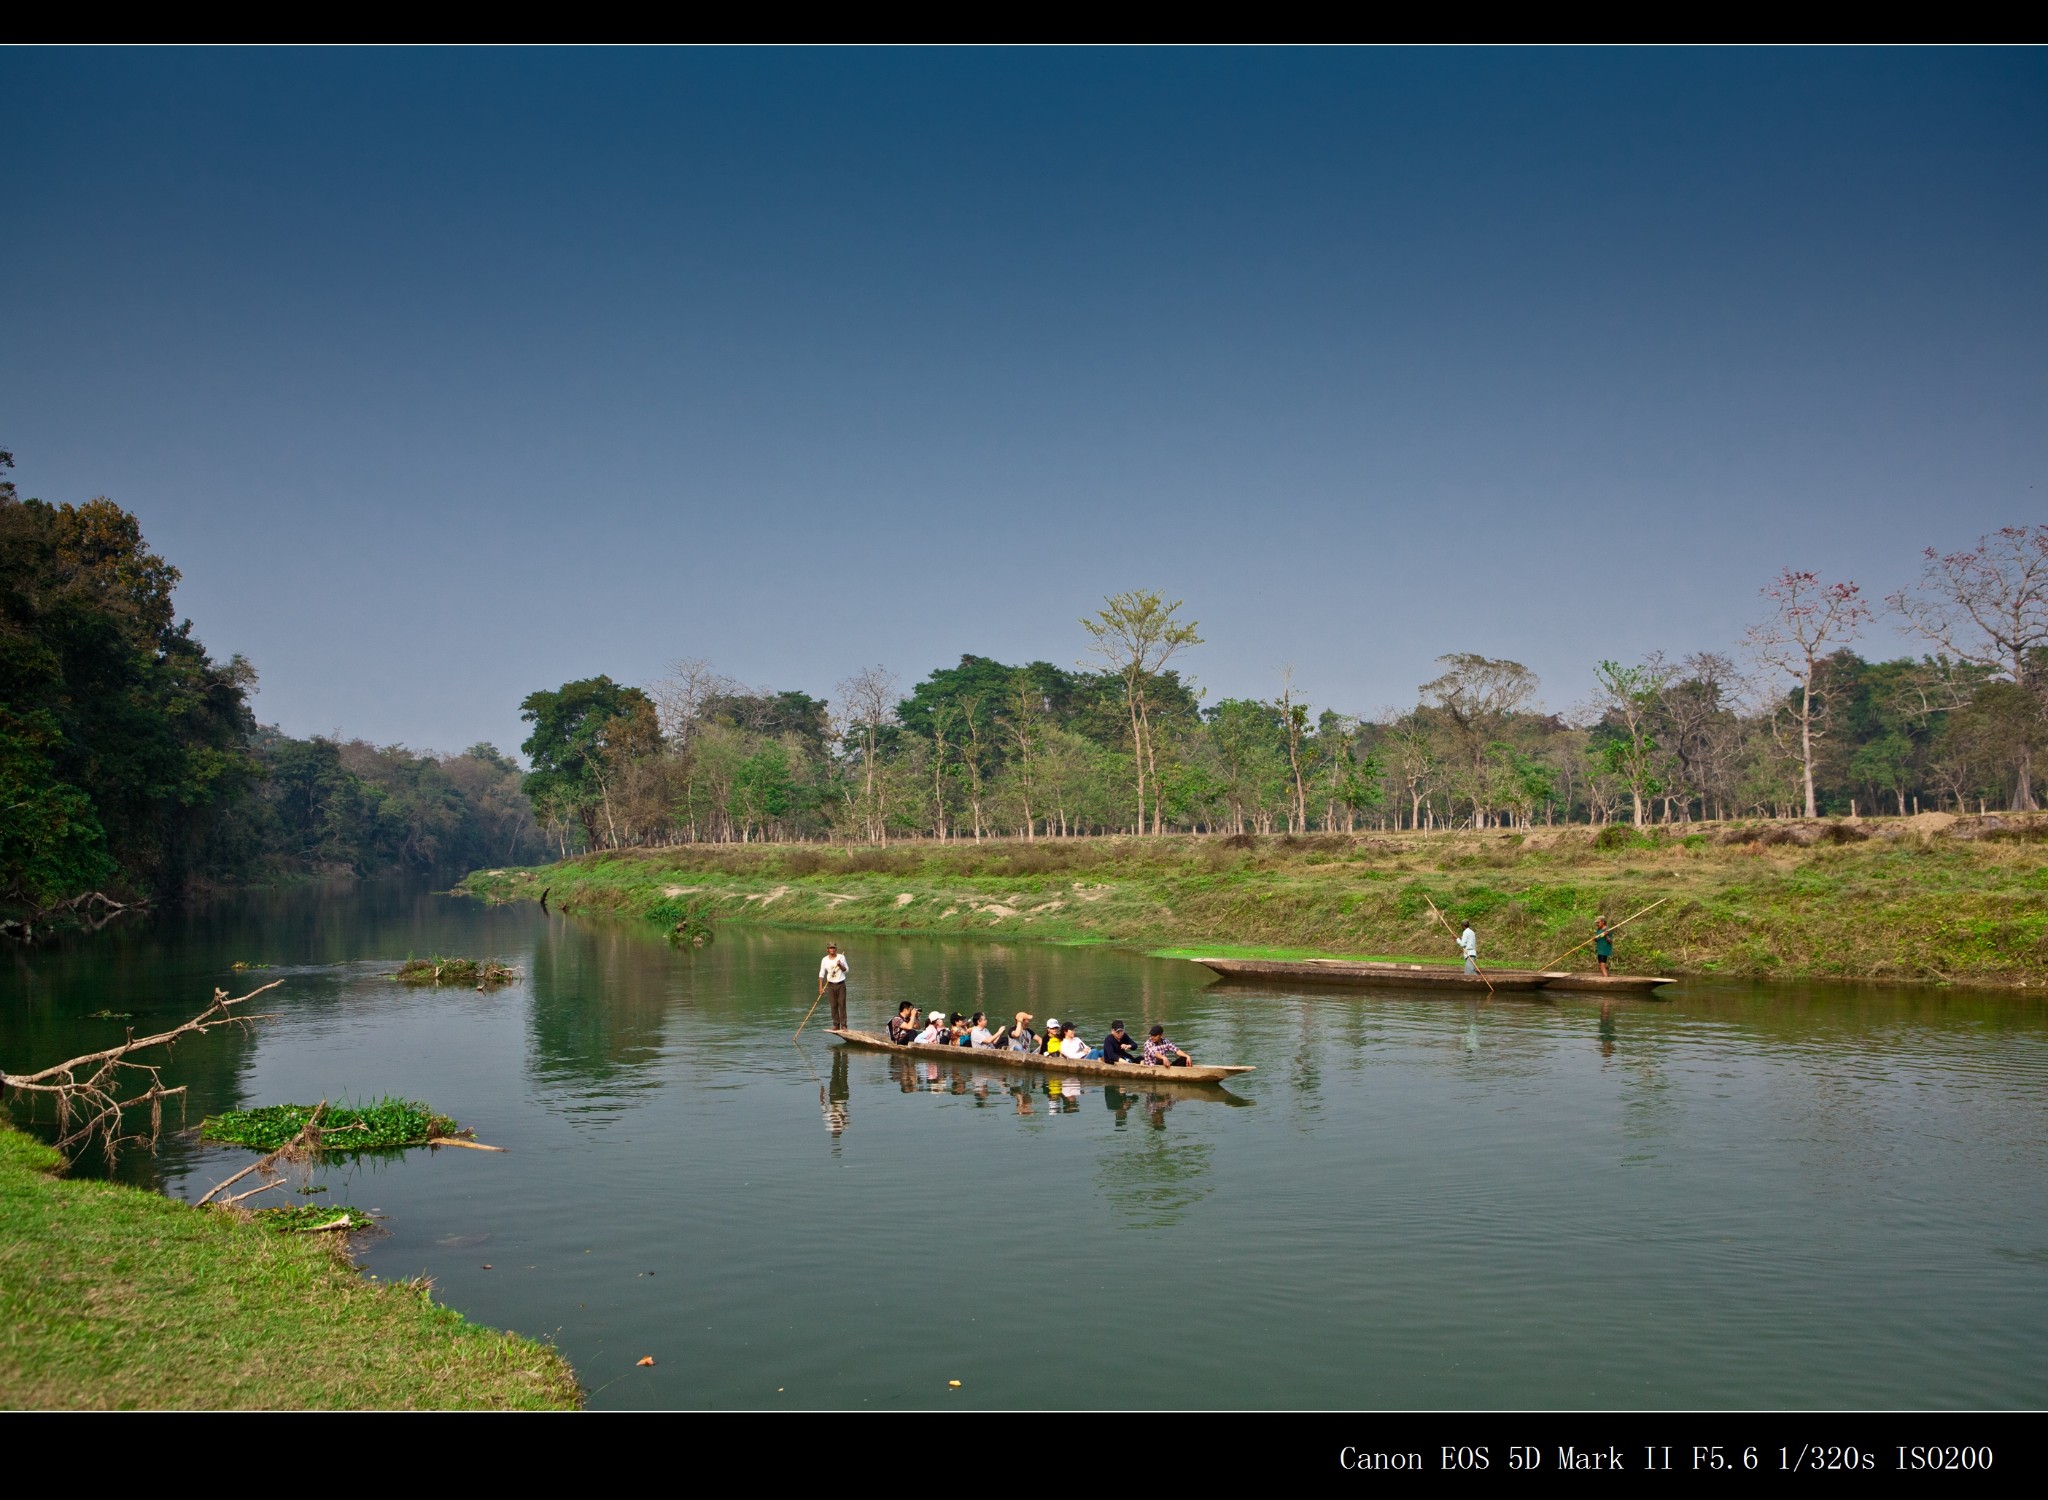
[1890,526,2048,811]
[649,657,738,747]
[834,665,900,844]
[1275,667,1309,834]
[1746,569,1871,818]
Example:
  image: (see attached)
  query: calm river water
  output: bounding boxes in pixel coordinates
[4,880,2045,1409]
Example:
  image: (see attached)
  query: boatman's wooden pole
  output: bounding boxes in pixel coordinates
[792,990,827,1041]
[1424,893,1493,998]
[1539,897,1669,973]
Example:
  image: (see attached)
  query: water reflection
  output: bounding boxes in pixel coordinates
[525,918,674,1108]
[824,1049,849,1137]
[8,886,2048,1410]
[871,1049,1247,1123]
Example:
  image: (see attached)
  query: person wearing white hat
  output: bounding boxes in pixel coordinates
[1042,1018,1061,1055]
[914,1009,946,1044]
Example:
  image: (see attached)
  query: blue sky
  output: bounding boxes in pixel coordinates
[5,48,2043,755]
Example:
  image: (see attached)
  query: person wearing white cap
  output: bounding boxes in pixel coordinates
[1042,1018,1061,1055]
[914,1009,946,1044]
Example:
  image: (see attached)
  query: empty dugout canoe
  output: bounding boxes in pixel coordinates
[1536,971,1676,995]
[1195,957,1555,992]
[827,1029,1252,1084]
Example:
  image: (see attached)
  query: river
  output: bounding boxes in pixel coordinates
[4,879,2044,1409]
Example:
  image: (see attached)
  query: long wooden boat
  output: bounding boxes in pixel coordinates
[1195,957,1555,992]
[1193,957,1674,997]
[828,1029,1253,1085]
[1535,971,1676,995]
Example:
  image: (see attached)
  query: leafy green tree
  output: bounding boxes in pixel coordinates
[0,458,257,905]
[1487,741,1555,829]
[1080,592,1203,835]
[1592,658,1672,827]
[1419,654,1540,828]
[1204,698,1287,834]
[0,712,116,909]
[519,677,661,850]
[729,743,795,840]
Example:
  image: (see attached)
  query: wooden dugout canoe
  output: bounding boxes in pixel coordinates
[1194,957,1673,996]
[827,1029,1253,1085]
[1535,971,1676,995]
[1196,957,1555,992]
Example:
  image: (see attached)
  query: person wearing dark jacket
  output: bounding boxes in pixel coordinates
[1101,1020,1140,1065]
[885,1002,920,1045]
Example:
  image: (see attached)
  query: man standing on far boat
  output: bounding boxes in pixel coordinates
[818,942,850,1030]
[1459,919,1479,976]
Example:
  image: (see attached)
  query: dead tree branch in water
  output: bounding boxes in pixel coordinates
[195,1100,328,1208]
[0,980,284,1166]
[1,890,153,942]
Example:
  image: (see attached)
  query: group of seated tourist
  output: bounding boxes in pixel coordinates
[883,1002,1191,1065]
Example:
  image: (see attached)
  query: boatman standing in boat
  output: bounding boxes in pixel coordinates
[1593,916,1615,977]
[817,943,849,1030]
[1459,919,1479,975]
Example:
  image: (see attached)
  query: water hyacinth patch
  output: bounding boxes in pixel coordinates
[252,1204,380,1233]
[202,1098,460,1153]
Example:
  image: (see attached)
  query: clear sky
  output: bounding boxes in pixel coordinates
[5,48,2043,756]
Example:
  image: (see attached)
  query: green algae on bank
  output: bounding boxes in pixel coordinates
[0,1123,578,1410]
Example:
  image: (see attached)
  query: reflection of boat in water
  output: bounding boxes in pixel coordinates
[1193,958,1673,996]
[828,1028,1253,1087]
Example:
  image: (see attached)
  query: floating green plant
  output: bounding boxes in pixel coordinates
[396,957,518,986]
[253,1204,379,1233]
[202,1098,460,1153]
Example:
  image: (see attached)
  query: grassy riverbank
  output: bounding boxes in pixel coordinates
[0,1124,579,1410]
[464,816,2048,986]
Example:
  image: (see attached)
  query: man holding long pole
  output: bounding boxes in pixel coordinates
[817,943,850,1030]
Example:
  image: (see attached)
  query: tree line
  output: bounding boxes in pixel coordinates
[519,532,2047,853]
[5,450,2039,920]
[0,454,545,924]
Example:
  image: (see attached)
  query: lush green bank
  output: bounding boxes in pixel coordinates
[463,817,2048,985]
[0,1124,579,1410]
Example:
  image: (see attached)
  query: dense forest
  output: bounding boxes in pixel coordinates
[523,536,2046,853]
[4,450,2042,922]
[0,453,544,926]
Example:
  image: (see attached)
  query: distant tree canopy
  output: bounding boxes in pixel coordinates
[522,571,2047,854]
[519,676,660,851]
[0,452,545,923]
[8,446,2043,913]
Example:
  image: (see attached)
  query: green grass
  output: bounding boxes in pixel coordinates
[0,1123,578,1410]
[462,816,2048,985]
[201,1099,458,1153]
